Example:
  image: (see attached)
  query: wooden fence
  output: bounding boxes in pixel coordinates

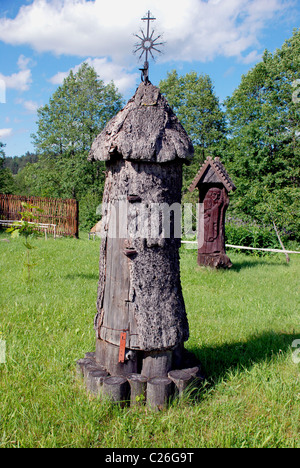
[0,194,79,238]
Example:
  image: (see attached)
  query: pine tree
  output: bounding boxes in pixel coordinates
[159,70,227,195]
[0,142,15,194]
[224,29,300,240]
[29,63,124,228]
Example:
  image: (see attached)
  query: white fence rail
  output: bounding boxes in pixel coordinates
[0,220,57,240]
[181,241,300,255]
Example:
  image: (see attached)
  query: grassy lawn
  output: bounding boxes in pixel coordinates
[0,231,299,448]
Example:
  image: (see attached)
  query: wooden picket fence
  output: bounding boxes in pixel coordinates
[0,194,79,238]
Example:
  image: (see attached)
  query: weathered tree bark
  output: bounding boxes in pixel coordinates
[94,160,188,353]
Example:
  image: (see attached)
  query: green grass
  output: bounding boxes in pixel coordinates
[0,231,299,448]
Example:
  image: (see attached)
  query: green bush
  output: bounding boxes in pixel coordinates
[79,190,102,231]
[225,221,279,253]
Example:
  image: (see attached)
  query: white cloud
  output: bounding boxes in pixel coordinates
[16,98,40,113]
[241,50,263,64]
[0,129,13,139]
[49,71,69,86]
[0,69,32,92]
[50,57,139,94]
[86,58,139,94]
[0,54,33,92]
[17,54,35,71]
[0,0,292,65]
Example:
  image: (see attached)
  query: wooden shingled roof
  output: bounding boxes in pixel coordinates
[188,157,236,193]
[88,81,194,164]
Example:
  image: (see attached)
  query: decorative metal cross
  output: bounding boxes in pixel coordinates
[134,11,165,83]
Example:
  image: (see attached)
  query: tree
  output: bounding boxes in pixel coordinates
[4,152,38,175]
[224,29,300,240]
[30,63,124,228]
[159,70,227,195]
[33,63,123,158]
[0,142,15,194]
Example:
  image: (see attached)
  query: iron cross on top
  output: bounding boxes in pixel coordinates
[134,10,164,83]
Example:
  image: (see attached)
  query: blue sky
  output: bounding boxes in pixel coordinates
[0,0,299,158]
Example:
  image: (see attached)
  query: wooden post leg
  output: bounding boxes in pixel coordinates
[76,357,96,378]
[83,362,101,379]
[103,376,130,407]
[168,369,194,397]
[85,352,96,360]
[141,350,172,378]
[86,369,108,395]
[146,377,173,411]
[127,373,148,406]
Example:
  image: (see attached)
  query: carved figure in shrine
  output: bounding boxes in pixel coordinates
[189,157,236,269]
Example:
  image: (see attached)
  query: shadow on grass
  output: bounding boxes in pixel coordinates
[188,331,299,390]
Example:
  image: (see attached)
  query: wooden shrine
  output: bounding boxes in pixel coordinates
[77,81,203,409]
[189,157,236,269]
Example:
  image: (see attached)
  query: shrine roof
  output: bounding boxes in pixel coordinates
[188,157,236,193]
[88,82,194,164]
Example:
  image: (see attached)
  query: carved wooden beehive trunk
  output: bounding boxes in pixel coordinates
[77,82,203,406]
[94,158,189,377]
[189,157,236,269]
